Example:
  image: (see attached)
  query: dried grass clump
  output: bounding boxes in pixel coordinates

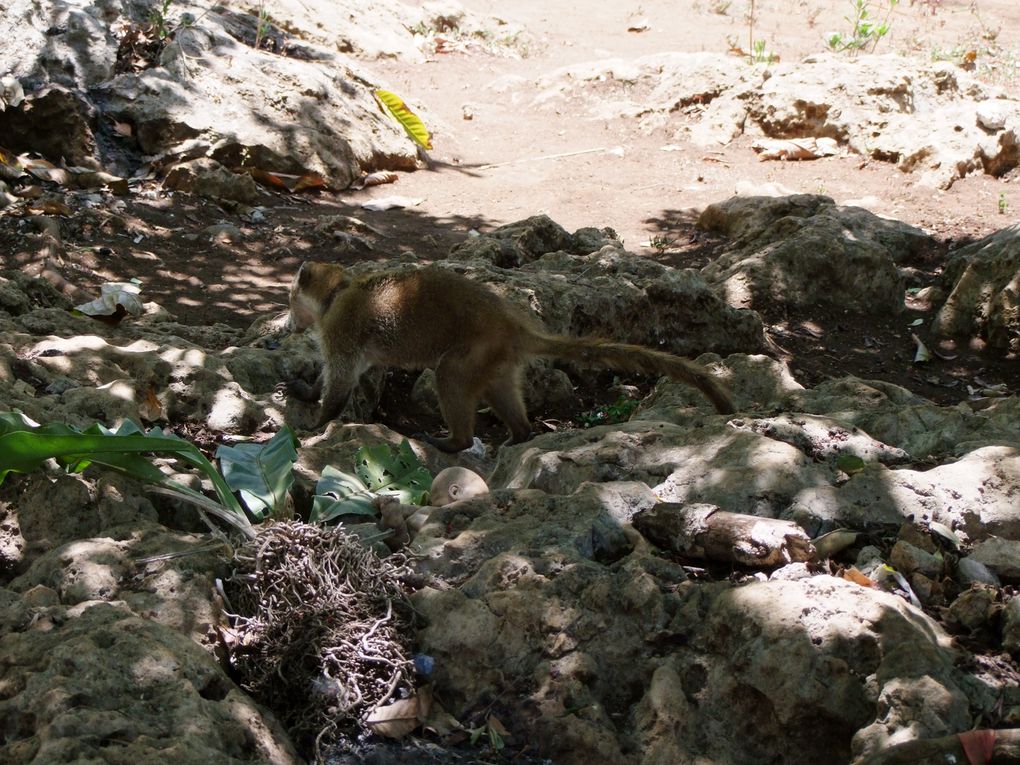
[225,521,415,751]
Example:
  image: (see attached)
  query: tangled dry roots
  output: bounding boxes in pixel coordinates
[225,521,415,750]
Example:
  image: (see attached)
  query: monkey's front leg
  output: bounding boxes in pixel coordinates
[314,363,359,429]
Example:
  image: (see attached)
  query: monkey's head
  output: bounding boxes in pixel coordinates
[288,261,347,331]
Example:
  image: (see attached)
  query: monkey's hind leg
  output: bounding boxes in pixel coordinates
[482,365,532,446]
[425,348,486,453]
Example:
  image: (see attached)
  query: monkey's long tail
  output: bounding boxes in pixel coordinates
[532,333,736,415]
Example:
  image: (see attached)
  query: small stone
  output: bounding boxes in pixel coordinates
[769,562,813,581]
[976,101,1009,131]
[890,540,943,578]
[946,585,999,632]
[969,537,1020,581]
[957,556,1001,587]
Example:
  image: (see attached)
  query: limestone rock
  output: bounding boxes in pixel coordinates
[528,51,1020,187]
[164,159,260,203]
[0,599,300,764]
[699,194,929,313]
[932,223,1020,352]
[0,0,422,189]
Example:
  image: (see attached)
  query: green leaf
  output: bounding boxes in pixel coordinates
[311,465,376,522]
[0,413,246,522]
[836,454,867,474]
[310,440,431,523]
[375,89,432,150]
[353,439,431,504]
[215,427,298,521]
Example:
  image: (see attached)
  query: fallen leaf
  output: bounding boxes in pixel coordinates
[0,147,23,182]
[361,195,424,211]
[958,729,995,764]
[75,281,144,318]
[29,198,74,216]
[752,137,839,161]
[349,171,399,190]
[841,567,874,587]
[375,89,432,150]
[928,521,961,549]
[366,693,427,739]
[20,156,71,185]
[139,385,164,422]
[911,333,932,363]
[812,529,859,559]
[247,168,327,192]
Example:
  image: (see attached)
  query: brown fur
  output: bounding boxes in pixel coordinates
[289,261,735,452]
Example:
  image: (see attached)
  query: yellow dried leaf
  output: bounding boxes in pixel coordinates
[375,89,432,150]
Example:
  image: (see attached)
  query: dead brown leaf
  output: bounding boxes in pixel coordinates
[841,566,874,587]
[958,729,995,764]
[139,386,165,422]
[365,692,427,739]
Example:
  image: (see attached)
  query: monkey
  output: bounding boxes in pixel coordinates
[287,261,735,453]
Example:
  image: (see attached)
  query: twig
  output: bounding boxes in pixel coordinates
[478,146,611,170]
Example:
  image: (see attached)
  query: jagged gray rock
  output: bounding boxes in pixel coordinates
[932,222,1020,351]
[699,194,930,313]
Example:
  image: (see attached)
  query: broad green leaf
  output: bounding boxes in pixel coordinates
[375,89,432,150]
[0,413,245,522]
[216,427,298,521]
[353,439,431,504]
[311,464,375,522]
[310,440,431,523]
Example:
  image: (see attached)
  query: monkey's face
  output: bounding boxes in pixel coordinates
[288,261,347,331]
[288,269,320,332]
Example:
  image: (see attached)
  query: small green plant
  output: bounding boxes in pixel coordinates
[752,38,777,64]
[216,428,299,521]
[648,234,675,253]
[148,0,175,41]
[310,439,432,523]
[826,0,899,56]
[999,192,1009,215]
[254,1,272,50]
[745,0,758,64]
[578,396,640,428]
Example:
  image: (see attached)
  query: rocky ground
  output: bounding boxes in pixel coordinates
[2,1,1020,764]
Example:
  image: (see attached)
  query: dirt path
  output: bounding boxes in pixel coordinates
[368,0,1020,250]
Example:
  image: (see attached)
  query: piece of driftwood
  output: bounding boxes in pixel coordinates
[633,503,815,567]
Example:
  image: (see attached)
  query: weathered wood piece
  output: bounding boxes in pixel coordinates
[633,502,815,567]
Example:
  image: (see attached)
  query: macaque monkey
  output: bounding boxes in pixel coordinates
[287,261,734,452]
